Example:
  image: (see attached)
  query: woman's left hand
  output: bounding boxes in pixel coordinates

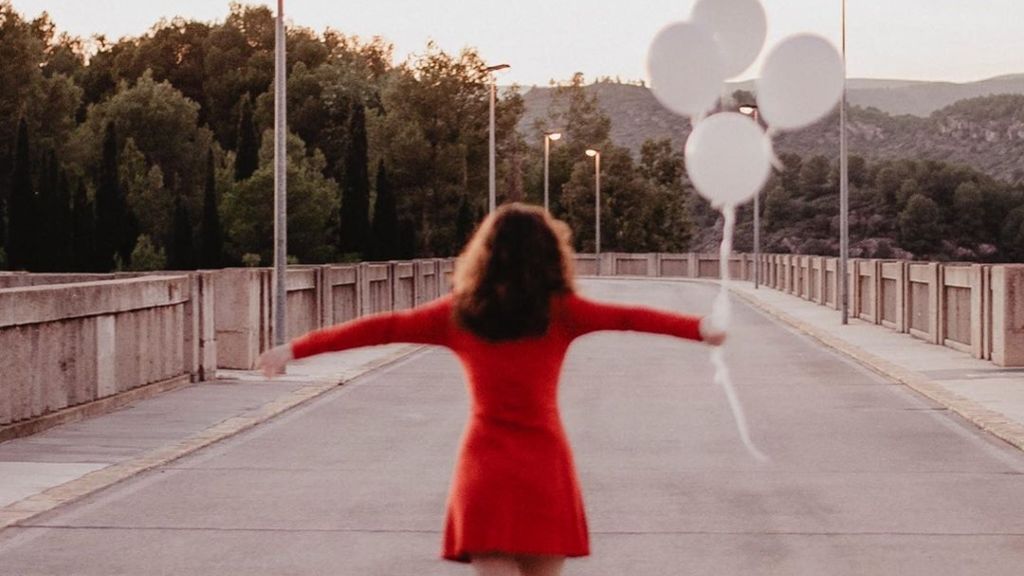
[258,344,294,378]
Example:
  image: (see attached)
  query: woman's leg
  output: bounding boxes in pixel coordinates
[472,554,522,576]
[517,555,565,576]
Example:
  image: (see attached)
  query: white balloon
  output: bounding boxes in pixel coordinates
[757,34,844,131]
[685,112,772,209]
[692,0,767,79]
[646,21,725,118]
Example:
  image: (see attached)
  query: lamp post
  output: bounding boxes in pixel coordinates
[739,104,761,290]
[273,0,287,346]
[486,63,511,214]
[586,149,601,276]
[543,132,562,213]
[839,0,850,325]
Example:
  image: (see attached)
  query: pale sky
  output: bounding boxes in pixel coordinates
[10,0,1024,86]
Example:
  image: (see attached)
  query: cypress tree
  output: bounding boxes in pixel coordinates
[37,150,59,271]
[95,121,120,271]
[0,165,5,261]
[234,94,259,181]
[54,169,73,272]
[455,194,474,250]
[169,194,193,270]
[71,181,96,272]
[340,102,370,255]
[200,149,223,268]
[398,218,417,260]
[371,160,398,260]
[8,118,35,271]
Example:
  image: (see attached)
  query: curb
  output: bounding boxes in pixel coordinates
[0,345,425,531]
[730,288,1024,454]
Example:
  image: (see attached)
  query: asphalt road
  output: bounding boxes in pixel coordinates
[2,279,1023,575]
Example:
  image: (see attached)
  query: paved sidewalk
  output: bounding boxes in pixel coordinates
[730,281,1024,453]
[0,343,423,529]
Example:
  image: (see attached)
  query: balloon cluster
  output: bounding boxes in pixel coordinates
[645,0,843,462]
[646,0,844,210]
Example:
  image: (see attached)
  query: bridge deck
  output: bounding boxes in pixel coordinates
[1,279,1023,575]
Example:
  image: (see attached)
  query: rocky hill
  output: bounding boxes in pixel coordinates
[518,78,1024,184]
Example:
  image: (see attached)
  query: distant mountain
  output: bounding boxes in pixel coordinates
[723,75,1024,117]
[518,77,1024,184]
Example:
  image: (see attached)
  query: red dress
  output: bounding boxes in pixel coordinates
[290,291,704,562]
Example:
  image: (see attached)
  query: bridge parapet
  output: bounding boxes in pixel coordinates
[2,254,1022,432]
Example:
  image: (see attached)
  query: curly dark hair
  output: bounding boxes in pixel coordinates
[452,203,576,341]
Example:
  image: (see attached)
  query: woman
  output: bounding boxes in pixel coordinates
[259,203,725,576]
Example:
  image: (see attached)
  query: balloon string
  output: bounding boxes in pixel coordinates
[765,134,784,171]
[712,205,768,462]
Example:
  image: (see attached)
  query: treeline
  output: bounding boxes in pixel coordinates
[709,152,1024,262]
[0,2,693,272]
[3,2,1019,273]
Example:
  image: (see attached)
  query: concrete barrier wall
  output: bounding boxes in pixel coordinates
[568,253,1021,367]
[991,266,1024,366]
[4,255,1022,427]
[211,259,456,370]
[0,274,216,426]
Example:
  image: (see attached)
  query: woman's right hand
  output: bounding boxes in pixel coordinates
[699,317,727,347]
[258,344,294,378]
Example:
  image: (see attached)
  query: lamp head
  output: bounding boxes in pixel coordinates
[739,104,758,115]
[547,132,562,141]
[585,149,599,157]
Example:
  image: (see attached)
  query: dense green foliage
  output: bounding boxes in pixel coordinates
[0,2,1021,272]
[0,3,702,271]
[723,153,1024,262]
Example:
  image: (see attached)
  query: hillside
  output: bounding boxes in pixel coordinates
[518,80,1024,184]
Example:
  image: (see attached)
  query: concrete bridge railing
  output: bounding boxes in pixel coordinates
[588,252,1023,368]
[2,253,1022,431]
[0,273,216,429]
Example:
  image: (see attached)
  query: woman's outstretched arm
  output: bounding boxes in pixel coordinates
[564,293,724,345]
[259,295,452,376]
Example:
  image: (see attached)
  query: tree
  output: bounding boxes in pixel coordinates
[370,160,398,260]
[455,194,474,249]
[74,71,210,209]
[121,138,171,251]
[221,130,338,264]
[36,150,62,271]
[200,149,223,268]
[799,155,833,199]
[1000,207,1024,262]
[899,194,942,257]
[128,235,166,271]
[234,93,258,181]
[377,43,518,256]
[763,185,794,233]
[94,121,122,271]
[952,182,985,246]
[0,4,45,216]
[639,139,683,187]
[168,194,193,270]
[71,181,96,272]
[8,118,35,270]
[339,102,370,255]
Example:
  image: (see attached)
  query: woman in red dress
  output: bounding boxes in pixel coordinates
[259,203,725,576]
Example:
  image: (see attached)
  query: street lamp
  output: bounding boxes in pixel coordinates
[839,0,850,325]
[486,63,511,214]
[273,0,287,347]
[586,149,601,276]
[543,132,562,213]
[739,104,761,290]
